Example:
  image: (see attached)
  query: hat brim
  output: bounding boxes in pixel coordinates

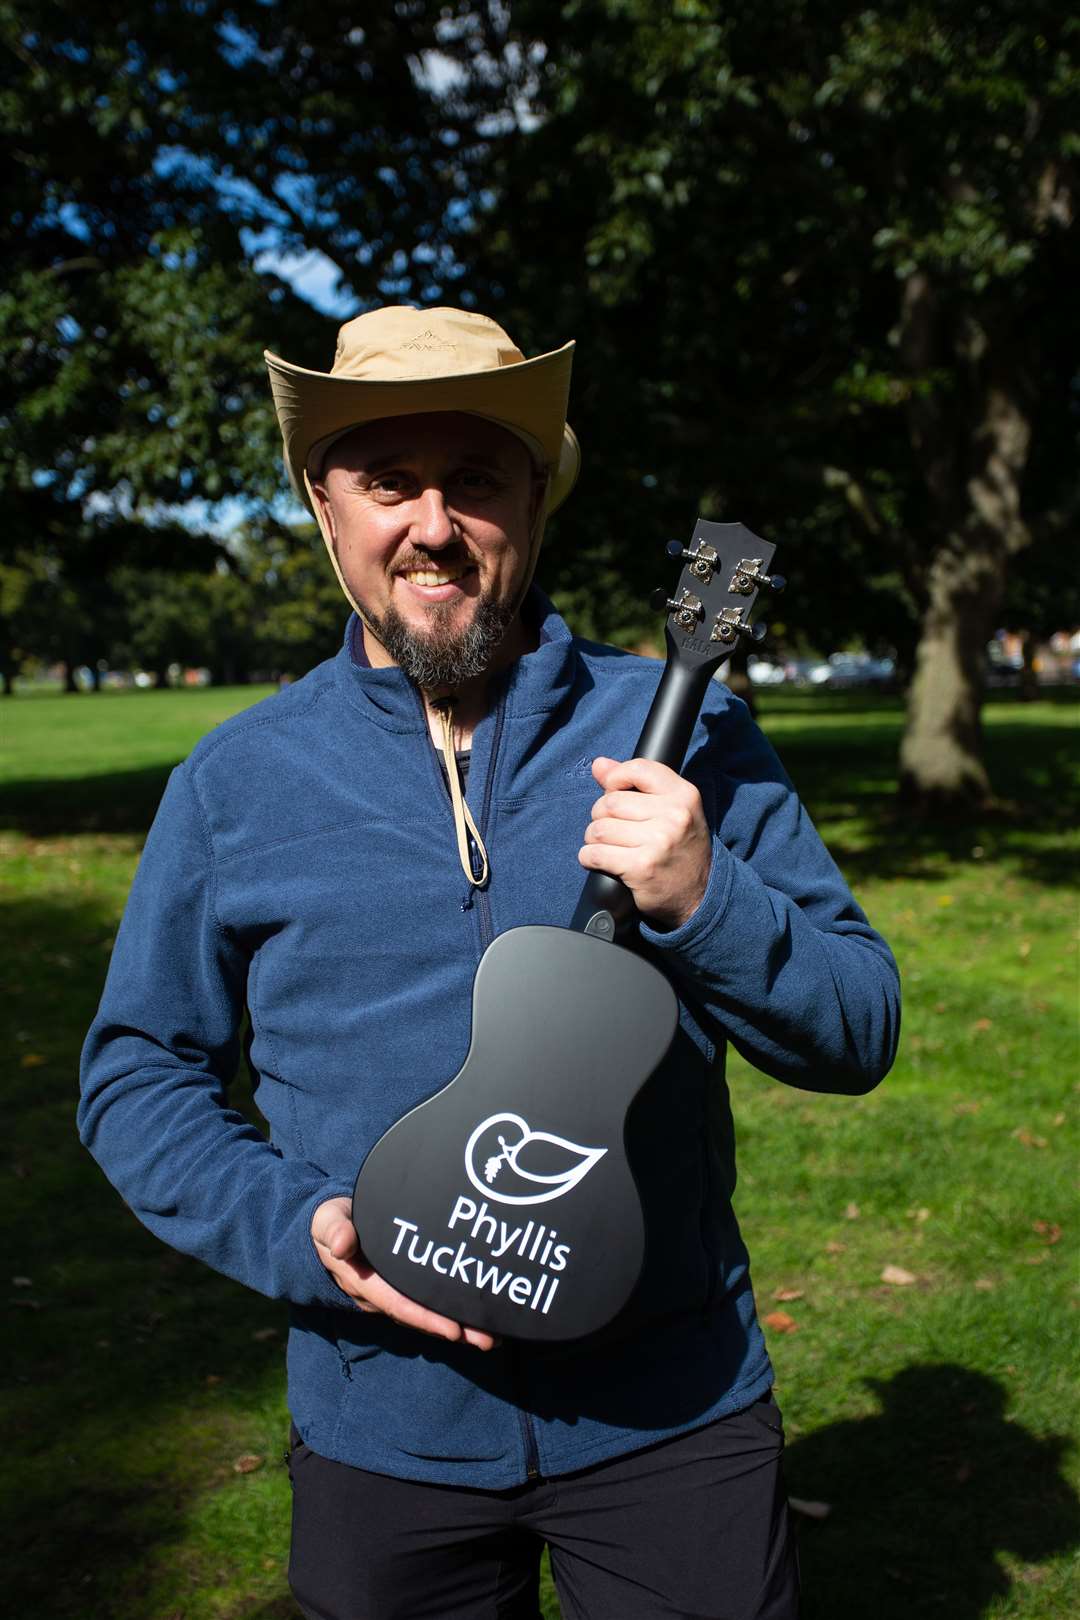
[265,341,579,516]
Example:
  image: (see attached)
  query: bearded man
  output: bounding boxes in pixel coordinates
[80,305,899,1619]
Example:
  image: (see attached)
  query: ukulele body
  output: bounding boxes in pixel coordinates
[352,924,678,1342]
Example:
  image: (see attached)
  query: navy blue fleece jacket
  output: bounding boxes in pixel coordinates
[78,592,899,1486]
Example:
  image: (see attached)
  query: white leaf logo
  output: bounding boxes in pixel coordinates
[464,1112,607,1206]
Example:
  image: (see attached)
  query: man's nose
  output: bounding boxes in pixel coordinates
[412,486,458,549]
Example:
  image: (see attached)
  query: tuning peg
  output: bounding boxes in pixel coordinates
[711,609,769,645]
[665,540,688,562]
[652,587,705,630]
[767,573,787,594]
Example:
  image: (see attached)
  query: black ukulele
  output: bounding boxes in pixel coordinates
[352,520,782,1342]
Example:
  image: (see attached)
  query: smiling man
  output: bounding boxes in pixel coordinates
[310,411,543,722]
[79,304,899,1620]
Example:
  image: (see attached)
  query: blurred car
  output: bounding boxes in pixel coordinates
[808,652,896,688]
[747,657,787,686]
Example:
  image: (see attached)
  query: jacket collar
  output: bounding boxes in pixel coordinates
[331,586,577,733]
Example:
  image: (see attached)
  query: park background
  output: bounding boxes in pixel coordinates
[2,3,1077,1616]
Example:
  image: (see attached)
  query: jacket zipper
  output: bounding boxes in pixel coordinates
[511,1344,541,1480]
[473,688,506,952]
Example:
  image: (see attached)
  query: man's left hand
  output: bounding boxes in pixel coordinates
[579,757,712,930]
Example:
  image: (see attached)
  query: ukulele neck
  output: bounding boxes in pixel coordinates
[570,639,716,941]
[568,517,779,944]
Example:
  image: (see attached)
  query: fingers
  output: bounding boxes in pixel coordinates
[358,1270,478,1345]
[580,755,711,929]
[591,756,685,795]
[311,1197,498,1351]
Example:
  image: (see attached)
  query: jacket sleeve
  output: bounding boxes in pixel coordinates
[638,696,900,1094]
[77,765,355,1307]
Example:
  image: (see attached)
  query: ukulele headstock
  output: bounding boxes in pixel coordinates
[650,519,784,671]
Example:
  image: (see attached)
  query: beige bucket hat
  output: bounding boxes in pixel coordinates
[264,305,579,518]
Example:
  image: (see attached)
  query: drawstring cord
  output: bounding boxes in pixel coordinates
[434,700,490,892]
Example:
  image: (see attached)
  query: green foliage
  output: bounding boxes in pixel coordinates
[0,0,503,680]
[472,1,1078,671]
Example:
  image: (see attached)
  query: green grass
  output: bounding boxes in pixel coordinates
[2,685,1078,1618]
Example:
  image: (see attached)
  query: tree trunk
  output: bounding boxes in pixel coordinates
[898,537,1004,809]
[897,276,1032,811]
[64,661,80,693]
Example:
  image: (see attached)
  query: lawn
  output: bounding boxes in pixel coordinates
[2,683,1077,1618]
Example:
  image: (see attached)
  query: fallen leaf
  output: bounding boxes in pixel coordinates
[824,1240,846,1255]
[1013,1128,1048,1148]
[936,894,954,907]
[1052,1113,1066,1127]
[1032,1220,1062,1244]
[19,1053,46,1069]
[773,1287,804,1302]
[763,1310,799,1333]
[881,1265,917,1286]
[205,1374,223,1386]
[953,1101,981,1115]
[971,1018,993,1033]
[11,1276,32,1288]
[1024,1252,1049,1266]
[233,1454,264,1474]
[973,1278,996,1292]
[789,1497,831,1520]
[1018,940,1031,958]
[934,1002,947,1013]
[844,1202,860,1220]
[251,1327,277,1342]
[907,1207,931,1224]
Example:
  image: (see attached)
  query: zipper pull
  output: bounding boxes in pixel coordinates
[461,888,475,913]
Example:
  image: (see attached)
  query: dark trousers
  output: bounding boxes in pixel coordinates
[287,1393,800,1619]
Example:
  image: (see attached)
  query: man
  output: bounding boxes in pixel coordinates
[79,305,900,1619]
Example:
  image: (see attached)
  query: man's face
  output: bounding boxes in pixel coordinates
[311,412,542,690]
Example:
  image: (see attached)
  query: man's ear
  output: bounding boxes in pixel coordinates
[309,476,337,546]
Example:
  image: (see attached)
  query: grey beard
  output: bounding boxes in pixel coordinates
[365,596,519,692]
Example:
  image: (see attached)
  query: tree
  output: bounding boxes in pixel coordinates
[0,0,505,681]
[465,0,1078,808]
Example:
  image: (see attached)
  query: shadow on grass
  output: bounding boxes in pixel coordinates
[0,763,175,836]
[3,889,296,1617]
[4,691,1078,889]
[754,694,1079,890]
[788,1363,1080,1619]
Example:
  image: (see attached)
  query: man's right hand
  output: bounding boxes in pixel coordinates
[311,1197,498,1351]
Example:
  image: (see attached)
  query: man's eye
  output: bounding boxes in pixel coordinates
[371,474,408,494]
[456,470,496,492]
